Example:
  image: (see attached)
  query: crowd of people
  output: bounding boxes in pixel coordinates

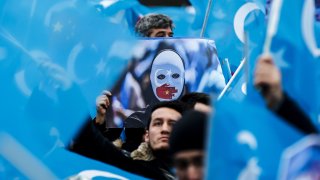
[68,14,318,180]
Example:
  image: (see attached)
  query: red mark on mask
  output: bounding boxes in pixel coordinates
[156,83,178,99]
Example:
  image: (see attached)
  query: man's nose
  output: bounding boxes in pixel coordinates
[187,165,201,180]
[161,123,171,133]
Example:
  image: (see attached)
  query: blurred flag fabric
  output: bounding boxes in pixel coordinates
[218,59,247,101]
[265,0,320,124]
[278,135,320,179]
[206,98,304,179]
[200,0,267,72]
[207,0,320,179]
[0,0,140,178]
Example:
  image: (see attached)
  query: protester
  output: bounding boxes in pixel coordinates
[169,110,208,180]
[180,92,212,114]
[135,13,174,37]
[254,54,318,134]
[69,100,189,179]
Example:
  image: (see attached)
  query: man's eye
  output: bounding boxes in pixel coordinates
[157,74,166,80]
[154,122,162,126]
[172,73,180,79]
[156,33,165,37]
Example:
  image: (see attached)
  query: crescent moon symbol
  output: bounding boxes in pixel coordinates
[14,70,32,97]
[44,0,76,26]
[237,130,258,150]
[67,43,88,84]
[234,2,265,43]
[302,0,320,57]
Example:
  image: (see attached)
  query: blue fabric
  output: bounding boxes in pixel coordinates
[206,98,303,179]
[202,0,266,70]
[0,0,140,178]
[267,0,320,123]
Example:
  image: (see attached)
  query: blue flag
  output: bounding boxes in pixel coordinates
[202,0,267,71]
[206,98,303,179]
[0,0,141,178]
[266,0,320,124]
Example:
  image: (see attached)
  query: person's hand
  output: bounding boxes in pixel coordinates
[95,90,112,124]
[254,55,284,109]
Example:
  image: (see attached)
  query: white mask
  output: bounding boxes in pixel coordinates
[150,50,185,101]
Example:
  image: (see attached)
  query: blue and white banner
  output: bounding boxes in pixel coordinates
[110,38,226,126]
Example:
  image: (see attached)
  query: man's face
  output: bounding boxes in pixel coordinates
[145,107,181,151]
[174,150,205,180]
[148,27,173,37]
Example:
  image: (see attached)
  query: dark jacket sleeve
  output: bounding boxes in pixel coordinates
[68,119,168,179]
[275,93,319,135]
[69,119,134,168]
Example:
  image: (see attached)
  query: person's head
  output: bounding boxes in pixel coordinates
[169,110,208,180]
[135,13,174,37]
[145,101,188,151]
[180,92,212,114]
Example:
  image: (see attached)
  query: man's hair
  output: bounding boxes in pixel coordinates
[180,92,211,108]
[135,13,174,37]
[147,100,189,129]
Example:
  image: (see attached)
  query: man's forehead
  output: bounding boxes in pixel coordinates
[151,107,181,118]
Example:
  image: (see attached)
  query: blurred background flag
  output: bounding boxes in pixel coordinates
[0,0,140,178]
[265,0,320,125]
[199,0,267,72]
[218,59,247,101]
[206,98,303,179]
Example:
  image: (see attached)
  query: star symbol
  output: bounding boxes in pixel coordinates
[213,8,226,19]
[96,58,106,76]
[166,70,172,76]
[53,21,63,32]
[165,90,169,95]
[272,48,290,68]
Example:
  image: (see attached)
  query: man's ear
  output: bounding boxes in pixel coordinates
[144,130,149,142]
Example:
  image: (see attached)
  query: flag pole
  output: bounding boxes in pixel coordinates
[263,0,283,54]
[200,0,213,38]
[217,59,246,100]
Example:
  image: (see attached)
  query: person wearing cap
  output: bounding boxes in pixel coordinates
[180,92,212,114]
[70,100,189,180]
[135,13,174,38]
[169,110,208,180]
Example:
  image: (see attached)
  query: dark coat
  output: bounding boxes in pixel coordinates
[275,93,318,134]
[69,120,175,180]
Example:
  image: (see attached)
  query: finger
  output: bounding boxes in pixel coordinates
[257,54,274,65]
[102,90,112,97]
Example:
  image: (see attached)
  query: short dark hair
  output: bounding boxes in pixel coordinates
[180,92,211,108]
[147,100,189,129]
[135,13,174,37]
